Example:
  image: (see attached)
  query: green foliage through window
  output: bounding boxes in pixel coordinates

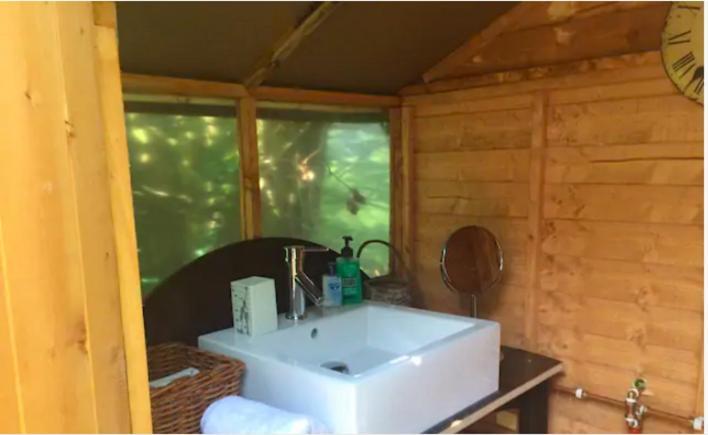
[125,98,241,296]
[258,106,390,276]
[124,98,392,296]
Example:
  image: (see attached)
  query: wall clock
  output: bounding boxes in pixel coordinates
[661,1,704,105]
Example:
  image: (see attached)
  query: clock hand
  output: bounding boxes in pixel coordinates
[684,66,704,92]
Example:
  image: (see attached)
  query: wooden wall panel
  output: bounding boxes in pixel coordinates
[1,4,101,431]
[416,110,532,152]
[547,97,704,145]
[56,4,131,430]
[539,255,703,314]
[416,150,531,183]
[0,3,137,432]
[0,227,22,432]
[417,181,529,217]
[404,50,703,432]
[423,2,670,82]
[545,184,703,225]
[411,92,534,348]
[452,4,667,77]
[545,144,703,185]
[541,220,702,267]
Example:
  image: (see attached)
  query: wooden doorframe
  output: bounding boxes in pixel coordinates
[92,2,153,432]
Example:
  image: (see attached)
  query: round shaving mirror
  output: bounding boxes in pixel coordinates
[440,226,504,316]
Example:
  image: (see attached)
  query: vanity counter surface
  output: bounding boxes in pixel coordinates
[425,346,563,434]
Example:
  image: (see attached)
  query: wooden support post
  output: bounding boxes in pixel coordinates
[524,91,548,351]
[238,97,262,239]
[389,108,403,276]
[517,381,550,433]
[696,345,704,416]
[92,2,152,432]
[400,107,416,282]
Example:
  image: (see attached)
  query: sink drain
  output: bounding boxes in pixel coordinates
[321,361,350,374]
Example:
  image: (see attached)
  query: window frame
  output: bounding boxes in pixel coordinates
[121,74,407,277]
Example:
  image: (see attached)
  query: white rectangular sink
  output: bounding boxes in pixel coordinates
[199,302,500,433]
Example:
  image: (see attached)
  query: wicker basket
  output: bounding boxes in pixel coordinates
[147,342,245,434]
[357,239,414,307]
[365,276,413,306]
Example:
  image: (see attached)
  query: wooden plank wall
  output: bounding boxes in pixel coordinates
[424,1,670,82]
[92,2,153,431]
[402,51,703,433]
[0,3,141,432]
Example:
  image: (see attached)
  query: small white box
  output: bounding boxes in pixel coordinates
[230,276,278,337]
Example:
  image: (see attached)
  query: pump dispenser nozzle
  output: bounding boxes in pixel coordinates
[341,236,354,258]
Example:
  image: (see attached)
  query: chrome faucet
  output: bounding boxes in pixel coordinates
[284,245,327,320]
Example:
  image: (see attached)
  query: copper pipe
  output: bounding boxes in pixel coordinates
[554,385,699,429]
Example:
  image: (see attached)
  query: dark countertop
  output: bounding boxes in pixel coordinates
[425,346,563,434]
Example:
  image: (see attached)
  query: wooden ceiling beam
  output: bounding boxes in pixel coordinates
[121,72,401,107]
[122,73,249,99]
[251,86,400,108]
[403,51,663,97]
[243,1,339,89]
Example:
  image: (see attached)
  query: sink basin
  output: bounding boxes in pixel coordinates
[199,302,500,433]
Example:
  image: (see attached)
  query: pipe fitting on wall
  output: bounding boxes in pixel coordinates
[558,383,701,431]
[625,379,647,434]
[691,416,704,431]
[574,387,586,400]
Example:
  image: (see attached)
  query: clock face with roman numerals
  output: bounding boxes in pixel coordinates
[662,1,704,104]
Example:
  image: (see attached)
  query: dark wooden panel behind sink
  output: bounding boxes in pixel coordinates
[142,237,353,346]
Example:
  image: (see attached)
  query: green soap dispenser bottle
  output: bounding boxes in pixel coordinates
[337,236,363,304]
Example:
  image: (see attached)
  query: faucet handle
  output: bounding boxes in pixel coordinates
[303,246,329,253]
[283,245,328,254]
[283,245,328,263]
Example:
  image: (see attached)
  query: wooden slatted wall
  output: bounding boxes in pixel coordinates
[0,3,145,432]
[402,51,703,433]
[412,92,533,346]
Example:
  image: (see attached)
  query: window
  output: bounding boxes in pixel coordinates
[124,96,241,295]
[257,104,391,276]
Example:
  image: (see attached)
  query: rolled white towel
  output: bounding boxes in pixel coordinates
[201,395,329,434]
[149,367,199,388]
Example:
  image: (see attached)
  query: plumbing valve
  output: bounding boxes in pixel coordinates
[625,378,647,434]
[691,416,704,431]
[633,378,647,391]
[625,416,640,433]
